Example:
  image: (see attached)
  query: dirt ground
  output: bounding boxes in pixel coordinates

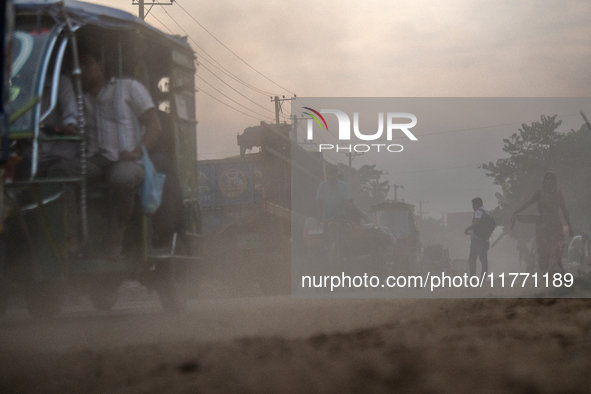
[3,295,591,394]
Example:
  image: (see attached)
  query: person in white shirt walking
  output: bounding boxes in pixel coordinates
[464,197,491,277]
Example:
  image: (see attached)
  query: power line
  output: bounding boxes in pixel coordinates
[151,8,282,122]
[198,60,277,114]
[390,113,582,141]
[148,11,174,34]
[390,163,481,174]
[412,188,496,192]
[174,0,295,95]
[157,5,281,97]
[195,84,270,122]
[196,58,290,120]
[195,74,274,121]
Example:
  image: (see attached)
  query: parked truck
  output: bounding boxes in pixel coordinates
[197,122,324,294]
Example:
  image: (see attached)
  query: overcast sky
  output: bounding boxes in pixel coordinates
[91,0,591,216]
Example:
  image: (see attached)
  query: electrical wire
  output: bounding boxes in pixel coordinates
[195,74,274,121]
[158,5,281,97]
[175,0,296,95]
[195,83,270,122]
[198,61,276,115]
[150,9,278,121]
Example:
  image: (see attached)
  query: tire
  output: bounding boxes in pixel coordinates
[24,282,63,319]
[89,279,120,311]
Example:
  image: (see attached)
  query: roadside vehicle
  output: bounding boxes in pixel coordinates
[1,0,13,166]
[1,0,199,317]
[198,122,323,294]
[303,214,395,278]
[0,0,15,315]
[421,243,451,274]
[324,219,393,276]
[369,200,421,273]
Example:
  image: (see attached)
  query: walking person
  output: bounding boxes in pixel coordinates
[464,197,493,277]
[512,171,573,273]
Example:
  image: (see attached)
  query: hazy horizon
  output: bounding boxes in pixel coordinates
[88,0,591,215]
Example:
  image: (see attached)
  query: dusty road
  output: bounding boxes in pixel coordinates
[0,291,430,353]
[2,284,591,393]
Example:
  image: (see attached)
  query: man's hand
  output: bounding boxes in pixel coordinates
[119,146,142,161]
[62,124,77,135]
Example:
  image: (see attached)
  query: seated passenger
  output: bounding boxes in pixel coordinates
[51,41,161,257]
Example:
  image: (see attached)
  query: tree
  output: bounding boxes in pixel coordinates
[482,115,591,246]
[335,163,390,211]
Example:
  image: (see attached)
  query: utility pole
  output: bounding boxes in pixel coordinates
[133,0,175,21]
[393,184,403,201]
[418,200,428,220]
[371,171,389,204]
[346,152,364,168]
[271,95,295,124]
[371,174,380,205]
[291,114,311,144]
[291,115,297,142]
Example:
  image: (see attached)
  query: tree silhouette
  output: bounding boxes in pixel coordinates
[482,115,591,246]
[335,163,390,211]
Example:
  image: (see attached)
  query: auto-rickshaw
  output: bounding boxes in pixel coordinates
[1,0,199,317]
[369,200,421,273]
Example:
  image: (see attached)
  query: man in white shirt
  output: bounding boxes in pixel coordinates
[464,197,490,277]
[52,44,161,257]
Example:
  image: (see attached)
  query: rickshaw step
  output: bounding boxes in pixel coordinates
[39,136,83,141]
[5,177,85,186]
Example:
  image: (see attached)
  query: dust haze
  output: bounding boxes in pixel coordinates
[3,0,591,393]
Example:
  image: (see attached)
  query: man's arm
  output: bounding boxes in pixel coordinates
[464,218,480,235]
[139,108,161,151]
[511,190,540,224]
[119,108,161,161]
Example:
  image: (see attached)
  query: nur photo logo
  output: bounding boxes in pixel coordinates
[303,108,418,153]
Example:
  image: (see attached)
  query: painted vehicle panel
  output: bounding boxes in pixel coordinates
[197,122,324,294]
